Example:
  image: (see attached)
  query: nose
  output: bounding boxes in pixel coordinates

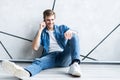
[50,19,53,23]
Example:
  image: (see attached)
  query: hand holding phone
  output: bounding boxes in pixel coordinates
[39,21,46,31]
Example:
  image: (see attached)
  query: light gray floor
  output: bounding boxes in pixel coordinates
[0,62,120,80]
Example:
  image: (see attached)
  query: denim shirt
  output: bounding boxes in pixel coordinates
[40,25,69,55]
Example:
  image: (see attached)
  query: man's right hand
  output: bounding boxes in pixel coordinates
[39,21,46,31]
[32,22,46,51]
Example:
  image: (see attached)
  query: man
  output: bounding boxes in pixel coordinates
[1,9,81,79]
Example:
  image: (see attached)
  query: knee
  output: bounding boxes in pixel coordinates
[71,33,79,40]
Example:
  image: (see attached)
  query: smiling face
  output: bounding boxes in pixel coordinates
[43,9,56,30]
[44,15,55,30]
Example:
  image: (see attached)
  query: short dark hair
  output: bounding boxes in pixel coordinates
[43,9,56,19]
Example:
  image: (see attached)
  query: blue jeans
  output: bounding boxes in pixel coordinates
[25,34,80,76]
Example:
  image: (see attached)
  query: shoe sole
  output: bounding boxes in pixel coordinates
[70,71,81,77]
[2,60,16,74]
[2,60,30,79]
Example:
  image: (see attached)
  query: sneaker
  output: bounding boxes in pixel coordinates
[1,60,30,79]
[68,62,81,77]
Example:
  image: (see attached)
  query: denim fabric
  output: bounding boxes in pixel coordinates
[25,34,80,76]
[40,25,69,55]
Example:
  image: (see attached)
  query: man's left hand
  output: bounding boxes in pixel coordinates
[64,30,73,40]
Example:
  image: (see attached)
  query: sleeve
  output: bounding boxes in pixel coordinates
[59,25,70,33]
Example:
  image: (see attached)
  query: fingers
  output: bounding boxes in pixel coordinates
[41,22,46,28]
[64,30,73,39]
[65,33,72,39]
[39,22,46,30]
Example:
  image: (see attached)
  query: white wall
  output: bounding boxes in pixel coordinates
[0,0,54,60]
[0,0,120,61]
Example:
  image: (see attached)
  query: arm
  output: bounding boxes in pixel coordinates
[32,22,46,51]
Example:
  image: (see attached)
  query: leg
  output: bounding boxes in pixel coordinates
[56,34,81,77]
[25,53,58,76]
[56,33,80,67]
[1,53,58,79]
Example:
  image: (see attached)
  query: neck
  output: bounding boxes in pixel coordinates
[47,26,54,31]
[48,28,54,31]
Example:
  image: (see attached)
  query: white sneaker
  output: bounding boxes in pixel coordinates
[68,62,81,77]
[1,60,30,79]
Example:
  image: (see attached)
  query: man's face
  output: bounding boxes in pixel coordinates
[44,15,55,29]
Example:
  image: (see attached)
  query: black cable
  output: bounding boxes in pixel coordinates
[82,24,120,61]
[52,0,56,10]
[0,41,13,59]
[0,31,32,42]
[80,55,97,61]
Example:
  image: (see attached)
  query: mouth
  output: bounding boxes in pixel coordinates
[48,23,54,26]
